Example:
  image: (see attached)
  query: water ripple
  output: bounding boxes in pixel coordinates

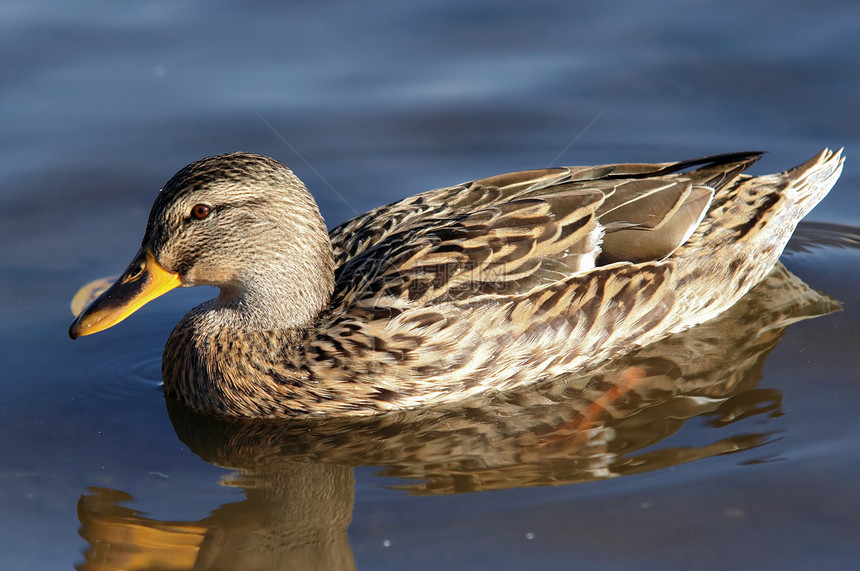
[785,221,860,254]
[83,343,164,403]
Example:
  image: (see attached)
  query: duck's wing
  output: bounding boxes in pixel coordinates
[332,186,605,309]
[328,167,570,267]
[328,152,761,268]
[327,152,761,309]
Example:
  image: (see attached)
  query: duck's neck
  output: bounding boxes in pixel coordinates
[208,226,336,331]
[213,278,330,331]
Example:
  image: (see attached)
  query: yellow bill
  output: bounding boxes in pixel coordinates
[69,249,182,339]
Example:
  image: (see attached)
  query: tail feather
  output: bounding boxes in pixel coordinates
[671,148,845,329]
[782,148,845,212]
[686,148,844,248]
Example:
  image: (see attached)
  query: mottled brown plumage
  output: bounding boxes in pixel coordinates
[70,149,844,418]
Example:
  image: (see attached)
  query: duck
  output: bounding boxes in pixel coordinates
[69,149,844,418]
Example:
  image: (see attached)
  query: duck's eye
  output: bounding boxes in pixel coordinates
[191,204,211,220]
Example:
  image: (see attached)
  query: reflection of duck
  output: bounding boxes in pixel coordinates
[76,263,838,569]
[69,149,843,418]
[78,461,355,571]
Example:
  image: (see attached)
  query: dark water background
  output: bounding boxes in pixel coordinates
[2,1,859,569]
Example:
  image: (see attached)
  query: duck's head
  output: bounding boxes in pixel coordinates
[70,152,334,338]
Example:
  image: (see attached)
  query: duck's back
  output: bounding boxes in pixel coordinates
[327,151,771,309]
[329,151,760,269]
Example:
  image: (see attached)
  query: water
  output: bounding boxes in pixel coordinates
[2,1,859,568]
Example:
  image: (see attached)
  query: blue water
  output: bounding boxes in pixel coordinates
[2,1,859,569]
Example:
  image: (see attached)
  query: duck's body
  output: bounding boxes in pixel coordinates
[70,149,844,418]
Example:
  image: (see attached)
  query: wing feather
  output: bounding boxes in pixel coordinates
[327,152,762,314]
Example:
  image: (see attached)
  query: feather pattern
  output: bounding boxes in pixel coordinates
[72,148,844,418]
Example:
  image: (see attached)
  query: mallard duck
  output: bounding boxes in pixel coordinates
[69,149,844,418]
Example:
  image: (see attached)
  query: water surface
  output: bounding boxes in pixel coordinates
[1,1,859,569]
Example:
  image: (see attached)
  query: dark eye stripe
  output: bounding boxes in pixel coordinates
[185,198,268,222]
